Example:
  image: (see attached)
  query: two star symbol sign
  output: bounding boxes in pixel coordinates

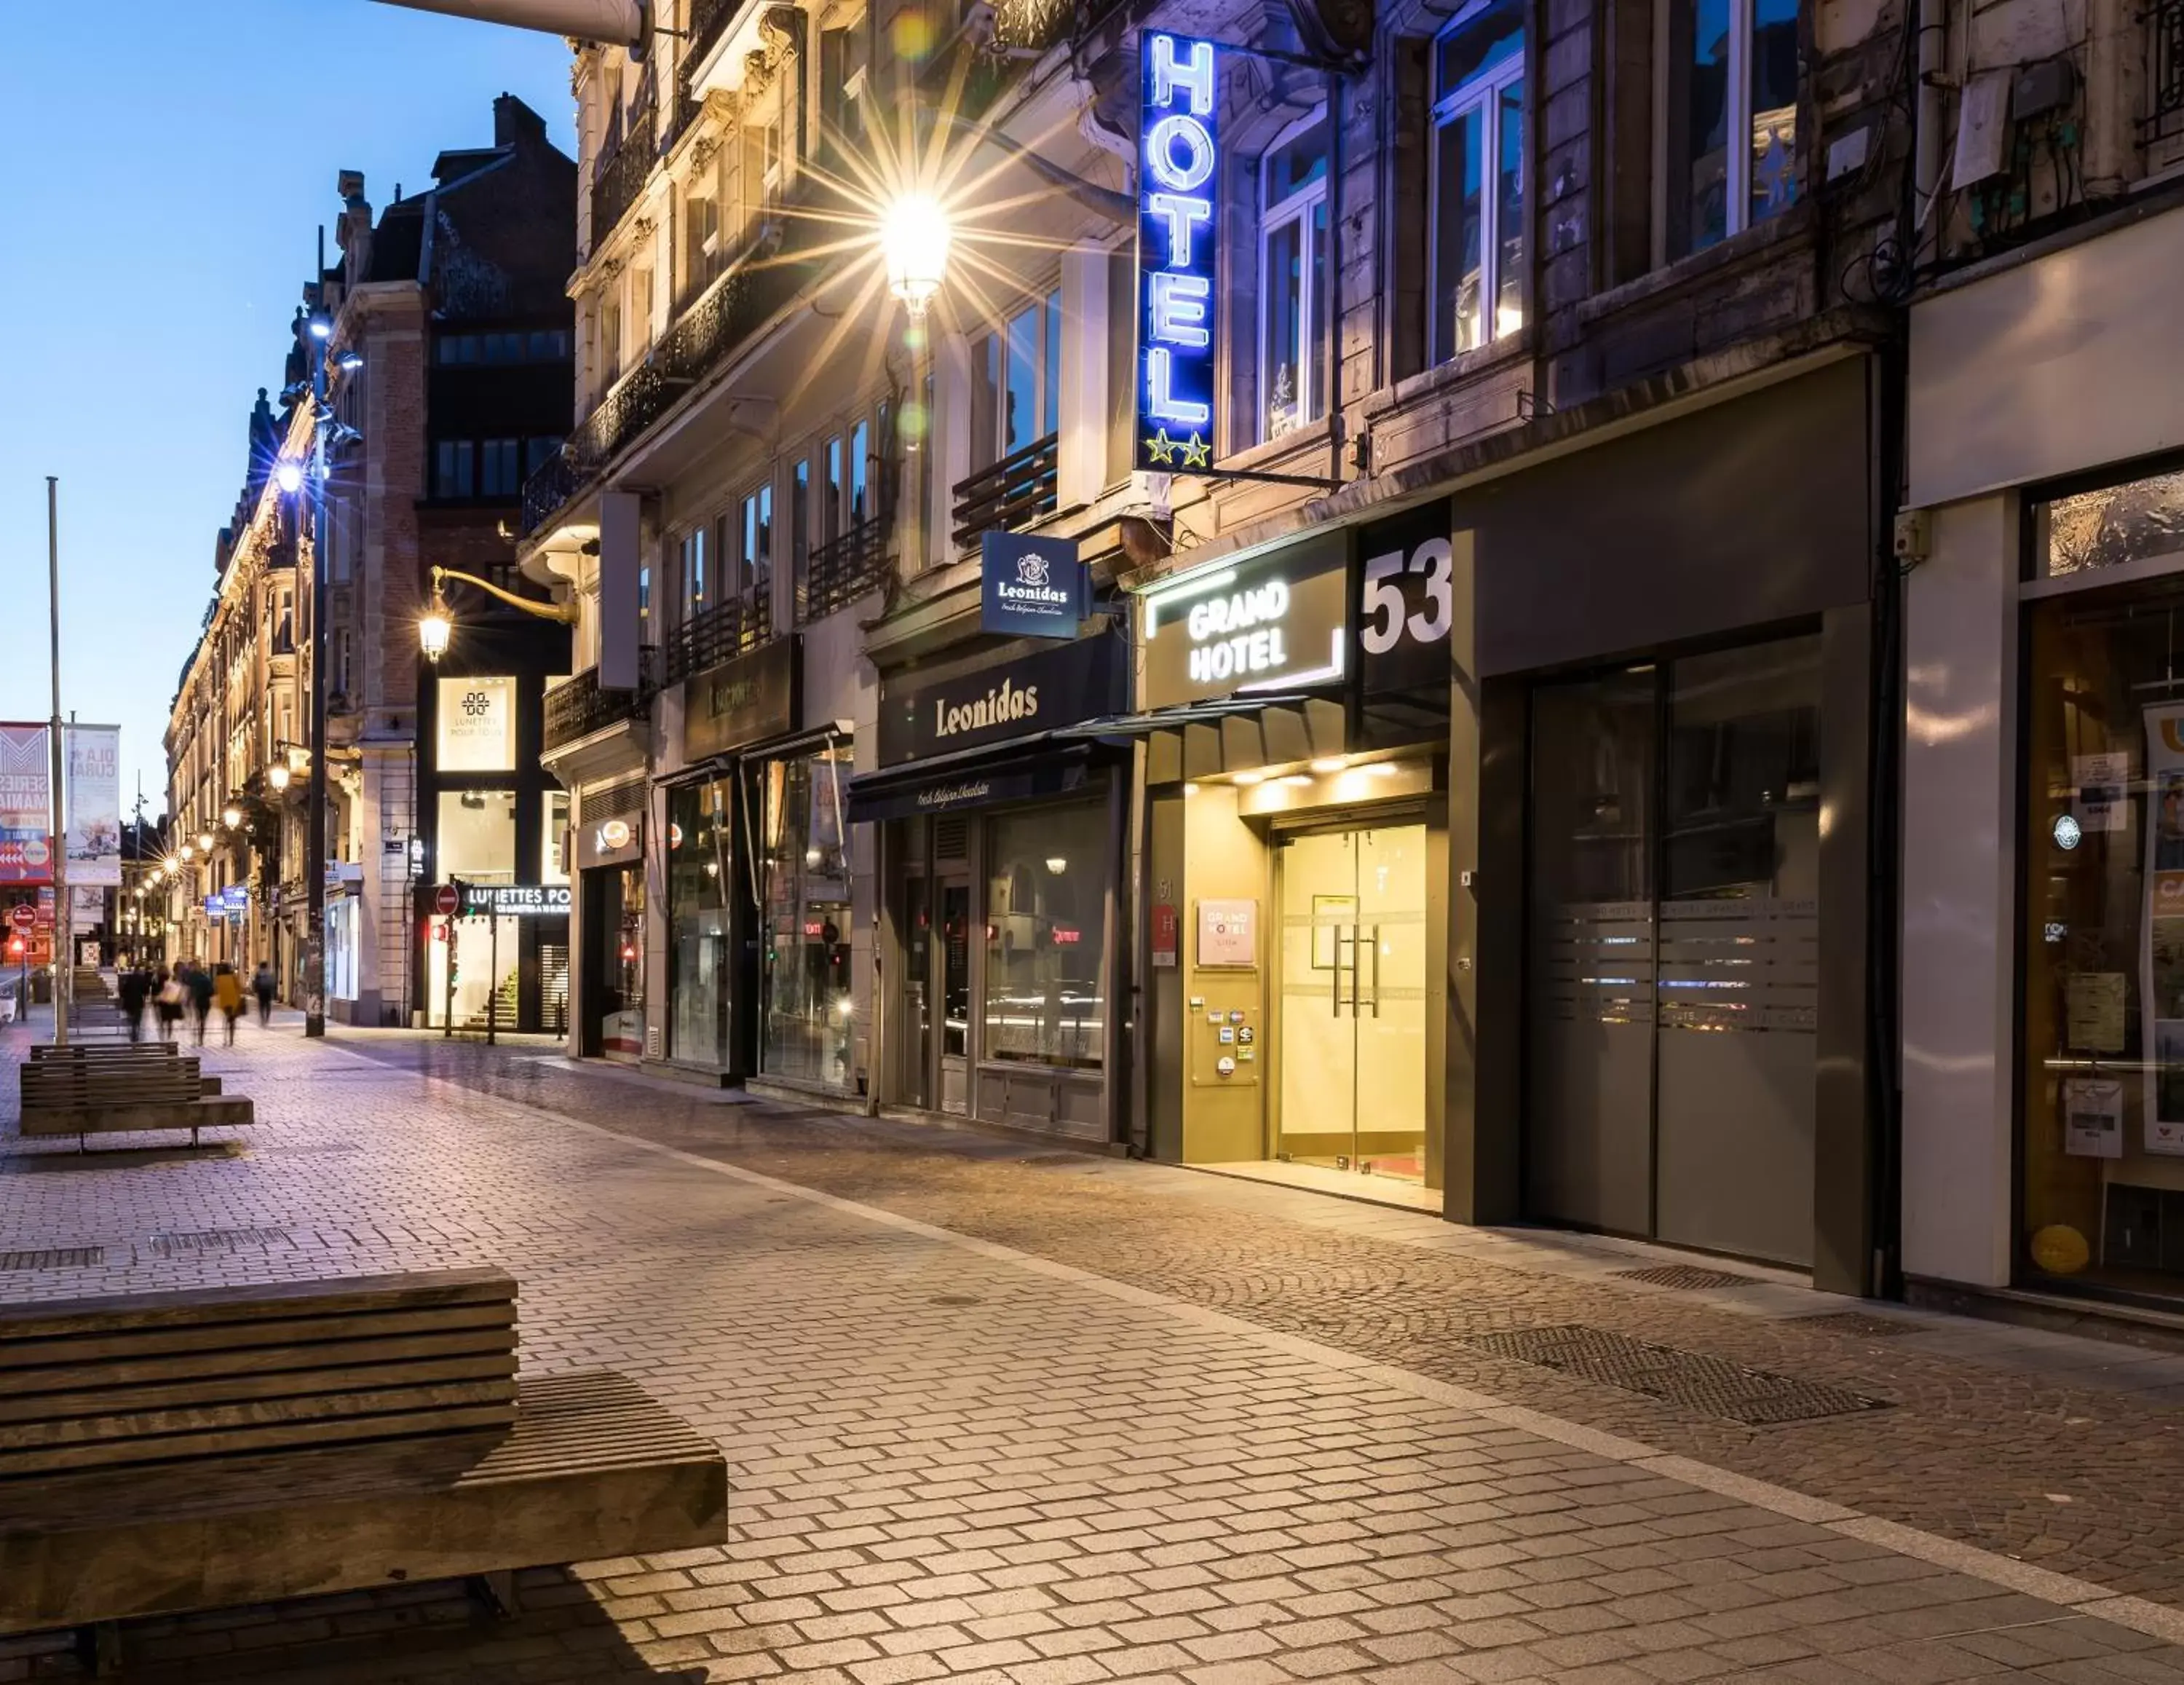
[1144,430,1211,470]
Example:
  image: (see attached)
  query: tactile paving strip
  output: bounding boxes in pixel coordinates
[1465,1323,1893,1424]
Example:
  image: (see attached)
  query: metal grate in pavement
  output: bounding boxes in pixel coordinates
[1465,1324,1892,1425]
[148,1227,293,1258]
[0,1247,106,1271]
[1788,1310,1921,1338]
[1612,1263,1761,1290]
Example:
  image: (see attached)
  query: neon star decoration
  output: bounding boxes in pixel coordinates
[1136,33,1221,473]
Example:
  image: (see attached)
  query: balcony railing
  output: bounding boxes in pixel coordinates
[667,580,773,683]
[589,84,657,248]
[951,432,1059,551]
[542,650,658,753]
[804,516,890,620]
[684,0,743,83]
[521,225,824,538]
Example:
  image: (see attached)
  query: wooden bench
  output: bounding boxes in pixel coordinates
[25,1042,225,1100]
[17,1051,251,1148]
[0,1268,728,1670]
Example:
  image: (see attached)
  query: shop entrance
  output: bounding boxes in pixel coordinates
[1525,635,1821,1266]
[1274,822,1431,1183]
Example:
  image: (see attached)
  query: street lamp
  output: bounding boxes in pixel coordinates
[416,564,575,666]
[179,844,194,862]
[273,460,305,495]
[880,194,951,317]
[880,192,952,578]
[198,832,215,853]
[267,762,290,792]
[222,805,242,829]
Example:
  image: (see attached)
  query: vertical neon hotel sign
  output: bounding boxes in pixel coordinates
[1136,33,1219,473]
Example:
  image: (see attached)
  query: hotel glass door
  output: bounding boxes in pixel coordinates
[1275,823,1430,1182]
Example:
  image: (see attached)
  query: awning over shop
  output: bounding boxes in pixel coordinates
[844,736,1101,825]
[1055,695,1350,784]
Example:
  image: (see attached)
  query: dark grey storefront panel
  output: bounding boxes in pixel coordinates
[1471,359,1871,678]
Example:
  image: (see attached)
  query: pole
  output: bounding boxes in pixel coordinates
[46,478,68,1047]
[444,915,454,1037]
[304,257,330,1039]
[488,912,499,1046]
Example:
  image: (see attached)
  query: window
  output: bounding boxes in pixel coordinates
[480,438,521,497]
[1259,112,1332,441]
[823,435,844,540]
[984,802,1107,1069]
[437,788,518,883]
[638,560,652,626]
[791,457,811,617]
[667,779,734,1067]
[969,288,1064,468]
[1431,0,1526,359]
[740,484,773,593]
[850,420,871,526]
[434,440,475,499]
[685,189,721,296]
[1664,0,1799,259]
[525,435,564,476]
[543,791,570,885]
[758,746,855,1087]
[528,329,571,360]
[680,524,708,617]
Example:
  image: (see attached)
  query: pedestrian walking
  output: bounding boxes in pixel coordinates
[253,960,275,1027]
[154,966,185,1039]
[213,964,244,1046]
[186,960,213,1046]
[116,966,151,1042]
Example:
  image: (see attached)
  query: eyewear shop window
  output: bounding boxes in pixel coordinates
[2022,464,2184,1305]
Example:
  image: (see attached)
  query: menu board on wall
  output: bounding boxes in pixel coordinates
[2142,703,2184,1154]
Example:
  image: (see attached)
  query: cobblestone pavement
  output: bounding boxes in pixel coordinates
[1,1024,2182,1684]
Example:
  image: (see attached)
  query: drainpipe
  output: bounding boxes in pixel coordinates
[1914,0,1946,256]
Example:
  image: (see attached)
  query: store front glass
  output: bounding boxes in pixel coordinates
[427,915,520,1030]
[984,801,1107,1070]
[585,861,645,1060]
[1275,823,1429,1180]
[758,745,855,1088]
[1527,634,1821,1266]
[2021,477,2184,1305]
[666,779,733,1066]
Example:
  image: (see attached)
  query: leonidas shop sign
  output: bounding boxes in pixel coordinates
[878,634,1123,767]
[1139,533,1348,708]
[684,636,799,761]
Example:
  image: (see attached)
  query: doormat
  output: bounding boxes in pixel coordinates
[1465,1324,1892,1424]
[148,1227,293,1258]
[1612,1263,1762,1290]
[0,1247,106,1271]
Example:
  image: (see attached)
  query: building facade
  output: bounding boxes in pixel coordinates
[1899,0,2184,1317]
[167,96,577,1028]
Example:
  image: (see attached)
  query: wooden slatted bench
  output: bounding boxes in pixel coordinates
[0,1268,728,1671]
[26,1042,224,1096]
[17,1048,250,1148]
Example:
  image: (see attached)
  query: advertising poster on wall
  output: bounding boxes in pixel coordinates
[65,725,120,887]
[0,724,52,885]
[2141,704,2184,1153]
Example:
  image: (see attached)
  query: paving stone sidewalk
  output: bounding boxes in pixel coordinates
[0,1023,2179,1683]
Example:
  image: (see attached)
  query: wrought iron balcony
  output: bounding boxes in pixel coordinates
[684,0,743,82]
[588,84,657,248]
[951,432,1059,551]
[666,579,773,684]
[542,650,658,753]
[804,516,890,620]
[521,227,823,539]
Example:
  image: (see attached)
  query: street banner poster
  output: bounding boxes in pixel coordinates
[65,725,120,887]
[69,885,103,927]
[2142,703,2184,1153]
[0,724,52,885]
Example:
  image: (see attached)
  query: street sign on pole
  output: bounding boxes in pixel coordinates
[434,883,459,917]
[8,904,32,931]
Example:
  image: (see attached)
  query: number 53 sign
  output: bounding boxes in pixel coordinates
[1355,500,1455,696]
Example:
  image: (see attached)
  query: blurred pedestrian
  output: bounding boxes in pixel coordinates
[213,964,244,1046]
[116,966,150,1042]
[186,960,213,1046]
[155,966,185,1039]
[253,960,275,1027]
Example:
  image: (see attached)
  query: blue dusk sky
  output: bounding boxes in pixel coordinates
[0,1,575,820]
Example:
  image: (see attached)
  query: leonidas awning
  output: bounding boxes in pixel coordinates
[843,736,1101,826]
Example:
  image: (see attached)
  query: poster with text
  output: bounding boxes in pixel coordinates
[0,724,51,885]
[2062,1076,2124,1159]
[2073,751,2131,833]
[65,725,119,887]
[2143,705,2184,1153]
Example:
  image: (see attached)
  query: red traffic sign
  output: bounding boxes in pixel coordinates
[433,884,460,918]
[7,905,33,931]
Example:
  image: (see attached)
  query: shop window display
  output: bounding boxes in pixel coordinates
[759,746,855,1087]
[667,780,734,1066]
[2023,569,2184,1301]
[984,802,1105,1068]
